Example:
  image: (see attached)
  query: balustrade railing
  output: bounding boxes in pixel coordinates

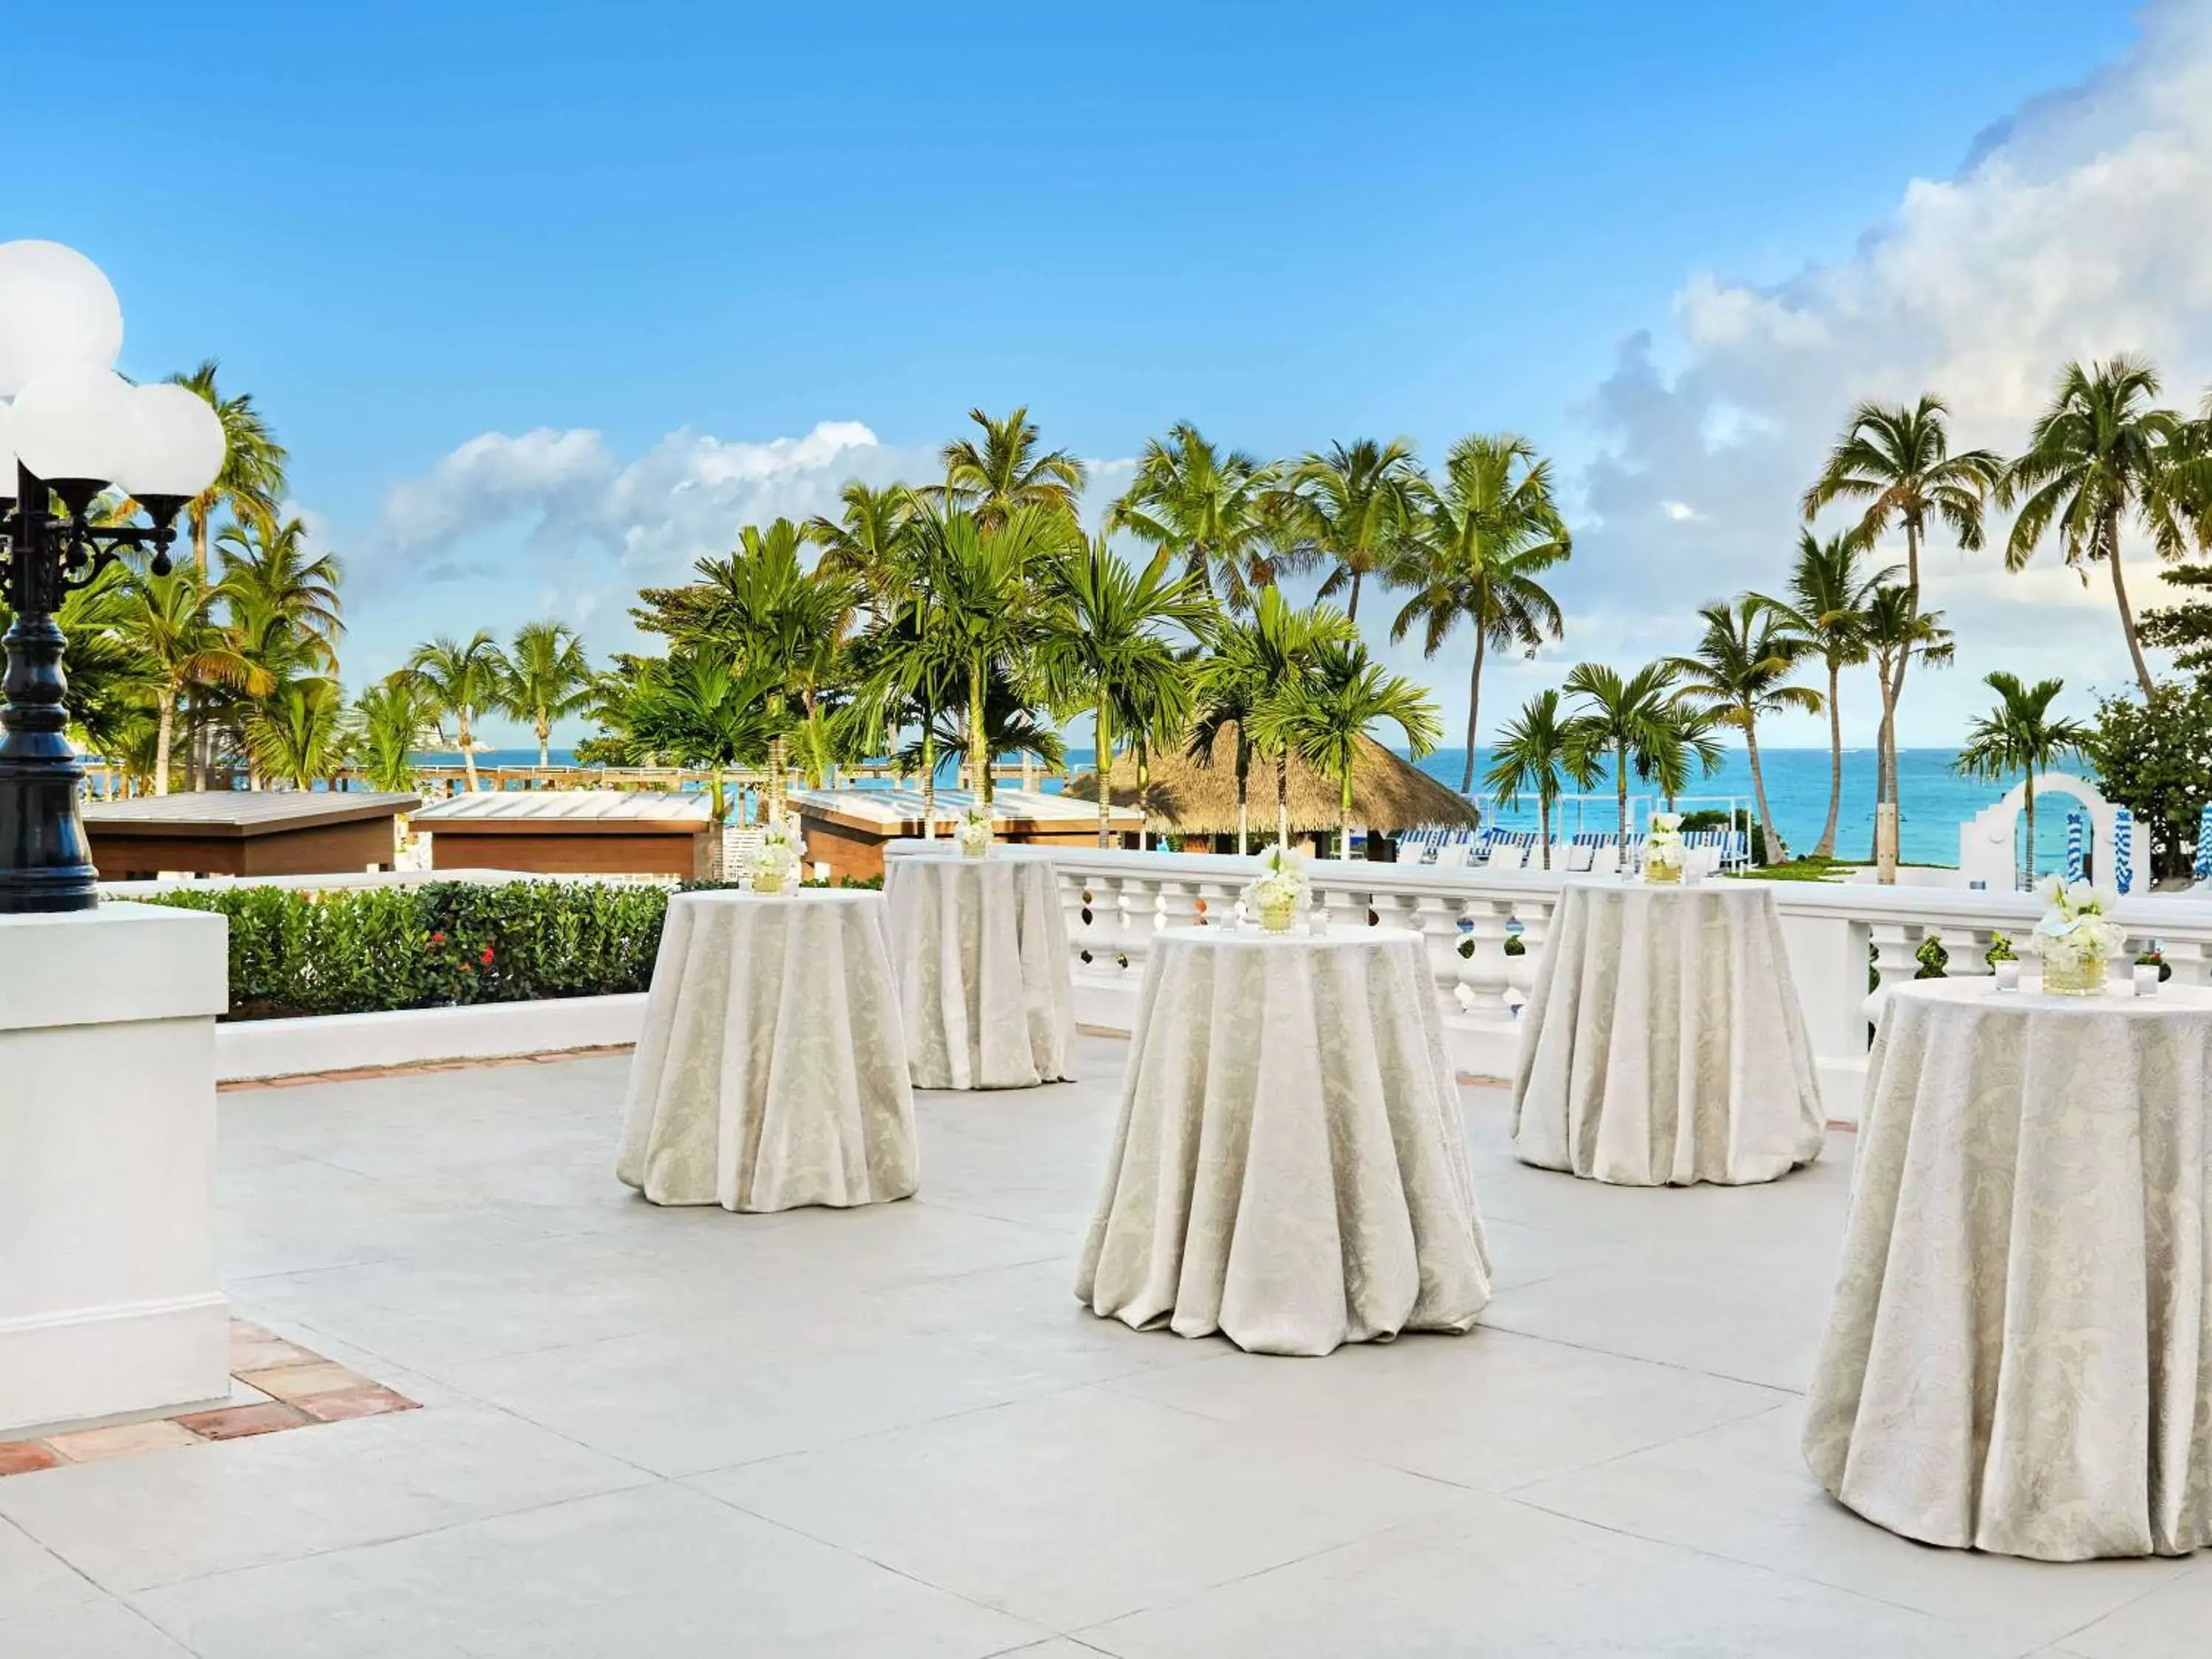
[888,841,2212,1121]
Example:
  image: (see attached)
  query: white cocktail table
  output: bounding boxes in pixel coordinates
[616,889,918,1212]
[1512,878,1825,1186]
[1806,977,2212,1559]
[883,852,1076,1090]
[1077,925,1491,1357]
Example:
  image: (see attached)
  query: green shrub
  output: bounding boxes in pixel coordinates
[141,880,674,1020]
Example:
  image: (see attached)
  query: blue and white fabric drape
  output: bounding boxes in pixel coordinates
[2115,807,2135,895]
[2195,804,2212,883]
[2065,813,2086,884]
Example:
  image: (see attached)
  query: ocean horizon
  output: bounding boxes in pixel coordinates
[462,743,2085,871]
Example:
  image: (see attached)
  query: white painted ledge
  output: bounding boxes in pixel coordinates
[217,993,649,1082]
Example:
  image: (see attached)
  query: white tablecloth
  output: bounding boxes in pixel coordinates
[1077,925,1492,1357]
[1805,978,2212,1560]
[1512,880,1826,1186]
[883,853,1076,1090]
[616,890,918,1212]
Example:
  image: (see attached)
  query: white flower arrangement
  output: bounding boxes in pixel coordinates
[1242,843,1311,932]
[956,804,993,858]
[1644,813,1686,883]
[2030,876,2126,994]
[749,819,806,892]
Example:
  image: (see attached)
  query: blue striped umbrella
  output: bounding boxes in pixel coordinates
[2115,807,2135,895]
[2065,813,2086,884]
[2197,803,2212,883]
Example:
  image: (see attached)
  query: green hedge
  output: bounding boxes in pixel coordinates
[142,880,678,1021]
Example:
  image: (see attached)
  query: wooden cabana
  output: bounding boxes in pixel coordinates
[411,790,713,878]
[83,791,413,881]
[1067,724,1480,855]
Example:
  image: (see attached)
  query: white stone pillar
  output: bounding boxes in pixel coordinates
[0,902,230,1436]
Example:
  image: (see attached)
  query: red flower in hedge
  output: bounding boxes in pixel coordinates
[480,946,495,966]
[430,931,447,946]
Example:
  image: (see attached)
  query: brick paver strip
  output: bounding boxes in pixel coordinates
[240,1361,372,1402]
[174,1402,311,1441]
[46,1420,201,1462]
[0,1442,61,1476]
[298,1386,421,1424]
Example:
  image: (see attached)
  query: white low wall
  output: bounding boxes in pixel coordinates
[217,993,648,1082]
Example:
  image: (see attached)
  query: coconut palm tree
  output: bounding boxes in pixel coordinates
[1038,539,1214,847]
[599,651,784,826]
[933,407,1087,526]
[1562,661,1681,845]
[1388,434,1571,793]
[1109,423,1285,613]
[355,672,439,793]
[1756,530,1896,858]
[2004,355,2189,700]
[407,631,509,793]
[499,621,594,768]
[1637,702,1728,813]
[1952,672,2087,890]
[1251,639,1441,858]
[1802,394,2002,872]
[1283,438,1422,624]
[120,566,268,795]
[1667,598,1823,866]
[1484,690,1596,870]
[1862,585,1955,869]
[804,481,914,603]
[165,361,290,574]
[215,516,344,672]
[244,678,352,792]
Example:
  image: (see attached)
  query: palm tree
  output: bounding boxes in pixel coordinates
[2004,355,2189,700]
[905,501,1076,806]
[1388,434,1571,792]
[1562,661,1681,845]
[1191,590,1360,849]
[1484,690,1596,869]
[1803,394,2001,873]
[499,621,594,768]
[1109,423,1284,613]
[1038,540,1214,847]
[408,631,509,792]
[244,678,352,792]
[1756,530,1895,858]
[1284,438,1422,624]
[215,516,344,672]
[355,672,439,793]
[933,407,1087,526]
[1667,597,1823,866]
[120,566,268,795]
[1638,702,1728,812]
[598,652,784,825]
[805,480,914,602]
[1251,639,1441,858]
[1952,672,2088,890]
[165,361,290,574]
[659,520,853,821]
[1862,585,1955,872]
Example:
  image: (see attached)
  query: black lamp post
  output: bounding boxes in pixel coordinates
[0,466,188,913]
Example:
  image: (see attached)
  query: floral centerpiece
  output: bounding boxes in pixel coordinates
[2029,877,2126,995]
[1643,813,1686,884]
[1242,843,1311,933]
[748,820,805,894]
[956,804,993,858]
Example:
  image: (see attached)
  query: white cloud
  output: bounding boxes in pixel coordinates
[1561,0,2212,745]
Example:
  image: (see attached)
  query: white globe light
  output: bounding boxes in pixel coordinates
[0,398,16,493]
[10,369,138,485]
[0,242,125,397]
[117,382,227,500]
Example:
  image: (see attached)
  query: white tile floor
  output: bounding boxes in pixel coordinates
[0,1032,2200,1657]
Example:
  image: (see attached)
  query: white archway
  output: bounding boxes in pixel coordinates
[1958,771,2149,892]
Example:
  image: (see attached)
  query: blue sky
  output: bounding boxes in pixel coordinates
[4,0,2192,745]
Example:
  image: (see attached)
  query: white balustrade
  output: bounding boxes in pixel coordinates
[880,841,2212,1123]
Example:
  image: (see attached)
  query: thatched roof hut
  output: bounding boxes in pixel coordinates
[1065,723,1480,838]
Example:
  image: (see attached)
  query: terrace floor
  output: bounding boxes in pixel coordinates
[0,1035,2199,1658]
